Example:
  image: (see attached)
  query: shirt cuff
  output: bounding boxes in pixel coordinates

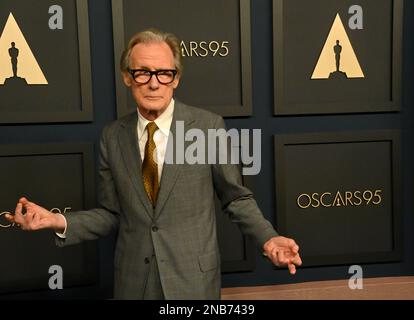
[55,214,67,239]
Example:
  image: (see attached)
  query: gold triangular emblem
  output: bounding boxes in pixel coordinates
[311,13,364,79]
[0,13,48,85]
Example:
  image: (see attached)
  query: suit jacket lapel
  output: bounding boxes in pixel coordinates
[118,113,153,219]
[154,101,195,219]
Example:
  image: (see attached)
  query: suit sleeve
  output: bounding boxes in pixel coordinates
[56,126,120,246]
[211,116,278,250]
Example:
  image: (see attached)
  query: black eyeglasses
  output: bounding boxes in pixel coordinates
[128,69,177,84]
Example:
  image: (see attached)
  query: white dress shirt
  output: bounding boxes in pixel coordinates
[56,99,175,238]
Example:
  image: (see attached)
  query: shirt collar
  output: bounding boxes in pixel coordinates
[137,99,175,140]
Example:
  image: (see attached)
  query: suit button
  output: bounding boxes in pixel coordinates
[152,226,159,232]
[144,257,150,264]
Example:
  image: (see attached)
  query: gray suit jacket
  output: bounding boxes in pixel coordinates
[56,101,277,299]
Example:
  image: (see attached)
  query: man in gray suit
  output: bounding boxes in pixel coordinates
[5,29,302,300]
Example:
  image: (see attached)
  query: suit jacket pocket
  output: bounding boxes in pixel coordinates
[198,251,218,272]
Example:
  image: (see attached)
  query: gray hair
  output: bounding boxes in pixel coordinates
[120,28,183,75]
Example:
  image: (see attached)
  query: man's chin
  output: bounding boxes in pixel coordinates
[143,98,165,107]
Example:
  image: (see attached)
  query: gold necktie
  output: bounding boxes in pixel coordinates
[142,122,159,207]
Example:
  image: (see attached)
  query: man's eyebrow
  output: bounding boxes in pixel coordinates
[133,66,151,71]
[131,67,172,71]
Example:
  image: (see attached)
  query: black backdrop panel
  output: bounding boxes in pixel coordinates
[274,131,402,266]
[0,0,92,123]
[112,0,252,118]
[0,143,97,295]
[273,0,403,114]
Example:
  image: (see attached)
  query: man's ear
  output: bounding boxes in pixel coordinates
[122,71,132,87]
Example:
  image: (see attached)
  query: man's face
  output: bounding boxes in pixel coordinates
[122,42,180,120]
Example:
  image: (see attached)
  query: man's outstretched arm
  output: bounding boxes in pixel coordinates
[211,116,302,274]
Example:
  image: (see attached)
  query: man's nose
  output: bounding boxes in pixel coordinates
[148,74,159,89]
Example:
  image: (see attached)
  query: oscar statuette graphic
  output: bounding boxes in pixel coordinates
[0,13,48,86]
[311,13,364,80]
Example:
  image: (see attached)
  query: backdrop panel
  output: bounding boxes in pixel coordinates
[274,131,402,266]
[0,143,97,295]
[0,0,93,123]
[273,0,403,115]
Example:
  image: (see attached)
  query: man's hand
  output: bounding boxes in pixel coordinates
[263,236,302,274]
[4,197,66,233]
